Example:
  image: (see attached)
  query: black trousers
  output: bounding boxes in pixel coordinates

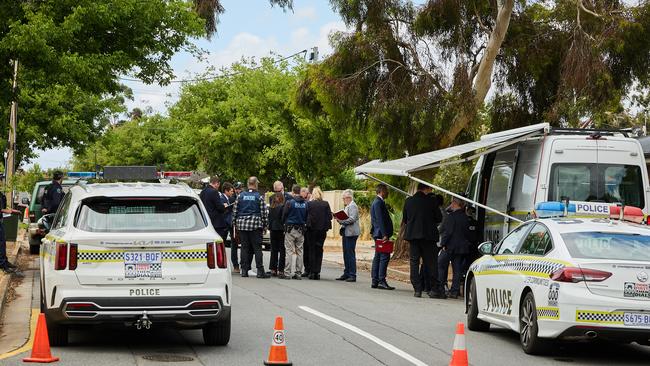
[309,230,327,274]
[269,230,285,271]
[303,230,312,274]
[409,239,438,293]
[240,229,264,271]
[230,226,238,268]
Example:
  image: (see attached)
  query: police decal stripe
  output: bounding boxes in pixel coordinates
[537,307,560,320]
[575,310,624,324]
[78,250,207,263]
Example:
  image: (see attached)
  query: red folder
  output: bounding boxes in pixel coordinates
[333,210,349,220]
[375,239,394,254]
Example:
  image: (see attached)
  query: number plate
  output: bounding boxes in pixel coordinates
[124,252,162,279]
[624,313,650,327]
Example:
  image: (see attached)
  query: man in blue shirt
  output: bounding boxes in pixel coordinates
[370,184,395,290]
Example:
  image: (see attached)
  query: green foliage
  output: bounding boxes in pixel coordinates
[431,163,474,204]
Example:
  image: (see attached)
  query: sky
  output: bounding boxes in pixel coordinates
[26,0,345,170]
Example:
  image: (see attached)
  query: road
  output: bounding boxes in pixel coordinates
[1,251,650,365]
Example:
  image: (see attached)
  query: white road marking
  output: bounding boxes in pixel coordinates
[298,305,429,366]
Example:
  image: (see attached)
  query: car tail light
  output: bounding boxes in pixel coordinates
[216,241,226,269]
[66,303,98,311]
[55,243,67,270]
[69,244,78,270]
[190,301,219,309]
[551,267,612,283]
[207,242,216,269]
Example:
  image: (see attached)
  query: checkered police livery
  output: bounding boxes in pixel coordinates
[576,310,624,324]
[78,250,207,263]
[473,256,567,277]
[537,307,560,320]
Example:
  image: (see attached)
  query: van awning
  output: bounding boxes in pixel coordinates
[354,123,549,176]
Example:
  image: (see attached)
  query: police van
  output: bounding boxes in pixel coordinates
[466,126,650,243]
[40,182,231,346]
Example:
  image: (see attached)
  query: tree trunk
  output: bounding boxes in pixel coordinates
[392,223,409,260]
[438,0,515,148]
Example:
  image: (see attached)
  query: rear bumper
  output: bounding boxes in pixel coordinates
[45,296,229,327]
[557,325,650,343]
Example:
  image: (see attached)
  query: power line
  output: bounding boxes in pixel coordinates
[120,49,308,84]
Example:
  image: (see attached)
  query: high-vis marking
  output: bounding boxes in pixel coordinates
[77,249,207,263]
[576,310,624,324]
[537,307,560,320]
[471,256,570,278]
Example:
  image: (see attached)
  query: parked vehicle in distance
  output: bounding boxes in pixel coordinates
[40,182,231,346]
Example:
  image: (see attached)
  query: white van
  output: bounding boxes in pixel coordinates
[466,128,650,243]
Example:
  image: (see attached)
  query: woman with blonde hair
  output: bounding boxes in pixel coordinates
[305,186,332,280]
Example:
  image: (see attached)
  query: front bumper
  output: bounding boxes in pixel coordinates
[46,296,229,327]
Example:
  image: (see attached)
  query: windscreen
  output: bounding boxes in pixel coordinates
[561,232,650,261]
[75,197,206,232]
[549,164,644,208]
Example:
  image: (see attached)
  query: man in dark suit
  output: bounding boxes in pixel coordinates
[402,183,443,298]
[199,176,228,243]
[370,184,395,290]
[439,197,471,299]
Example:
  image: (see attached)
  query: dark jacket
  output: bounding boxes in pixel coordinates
[370,196,393,239]
[306,200,332,232]
[268,204,285,231]
[43,181,65,214]
[223,193,233,227]
[402,191,442,241]
[200,186,227,230]
[440,208,471,254]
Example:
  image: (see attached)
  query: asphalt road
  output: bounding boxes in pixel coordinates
[1,251,650,365]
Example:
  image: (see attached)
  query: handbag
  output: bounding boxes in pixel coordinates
[375,239,394,254]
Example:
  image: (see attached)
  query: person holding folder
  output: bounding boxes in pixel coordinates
[335,189,360,282]
[370,184,395,290]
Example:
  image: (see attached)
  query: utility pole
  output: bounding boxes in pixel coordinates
[6,60,18,209]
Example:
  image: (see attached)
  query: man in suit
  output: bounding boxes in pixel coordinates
[402,183,443,298]
[199,175,228,242]
[370,184,395,290]
[439,197,471,299]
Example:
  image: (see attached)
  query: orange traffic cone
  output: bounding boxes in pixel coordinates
[23,313,59,363]
[449,322,468,366]
[263,316,292,366]
[23,207,29,224]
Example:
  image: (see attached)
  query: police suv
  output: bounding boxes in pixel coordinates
[40,183,231,346]
[466,202,650,354]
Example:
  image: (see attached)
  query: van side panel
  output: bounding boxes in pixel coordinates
[484,148,517,243]
[508,141,542,228]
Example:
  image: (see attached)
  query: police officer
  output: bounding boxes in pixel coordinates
[0,174,22,274]
[233,177,270,278]
[42,171,65,215]
[282,185,308,280]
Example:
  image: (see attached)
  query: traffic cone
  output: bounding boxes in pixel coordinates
[23,206,29,224]
[449,322,468,366]
[23,313,59,363]
[263,316,292,366]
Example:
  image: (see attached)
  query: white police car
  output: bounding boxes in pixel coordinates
[465,202,650,354]
[40,183,231,346]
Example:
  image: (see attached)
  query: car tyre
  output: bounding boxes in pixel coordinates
[29,238,40,255]
[519,291,550,355]
[203,311,231,346]
[45,313,68,347]
[467,277,490,332]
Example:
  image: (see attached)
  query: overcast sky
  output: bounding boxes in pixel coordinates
[26,0,344,170]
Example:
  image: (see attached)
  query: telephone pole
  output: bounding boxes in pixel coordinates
[6,60,18,209]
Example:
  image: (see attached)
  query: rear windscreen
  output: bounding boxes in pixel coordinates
[75,197,206,232]
[561,232,650,261]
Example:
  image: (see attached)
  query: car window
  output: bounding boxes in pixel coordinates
[51,193,72,230]
[561,232,650,261]
[496,223,530,255]
[518,223,553,256]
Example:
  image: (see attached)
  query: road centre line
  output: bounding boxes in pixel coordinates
[298,305,428,366]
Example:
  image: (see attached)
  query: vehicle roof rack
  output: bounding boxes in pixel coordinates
[549,127,630,137]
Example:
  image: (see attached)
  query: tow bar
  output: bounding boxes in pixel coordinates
[135,311,152,330]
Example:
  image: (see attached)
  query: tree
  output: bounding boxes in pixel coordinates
[193,0,293,37]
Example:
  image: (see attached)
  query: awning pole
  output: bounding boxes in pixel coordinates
[407,175,524,223]
[361,173,411,197]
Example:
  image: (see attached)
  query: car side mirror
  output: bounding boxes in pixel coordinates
[21,197,30,205]
[38,213,55,231]
[478,241,494,255]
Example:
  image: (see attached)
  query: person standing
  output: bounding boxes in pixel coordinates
[41,171,65,215]
[300,187,312,277]
[221,182,237,272]
[438,197,471,299]
[370,184,395,290]
[199,176,229,247]
[419,193,443,293]
[0,174,22,274]
[402,183,443,298]
[282,185,308,279]
[268,192,286,277]
[335,189,360,283]
[271,180,293,203]
[233,177,270,279]
[305,187,332,280]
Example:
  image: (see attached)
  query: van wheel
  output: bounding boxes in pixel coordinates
[467,277,490,332]
[203,312,231,346]
[45,313,68,347]
[520,292,550,354]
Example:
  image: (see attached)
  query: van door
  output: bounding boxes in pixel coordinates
[484,148,517,243]
[508,141,542,231]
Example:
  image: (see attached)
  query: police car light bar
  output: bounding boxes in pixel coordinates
[534,201,576,218]
[67,172,97,179]
[609,205,645,224]
[534,201,646,224]
[161,171,193,178]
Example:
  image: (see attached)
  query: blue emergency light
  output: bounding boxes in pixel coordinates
[534,201,576,218]
[66,171,97,178]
